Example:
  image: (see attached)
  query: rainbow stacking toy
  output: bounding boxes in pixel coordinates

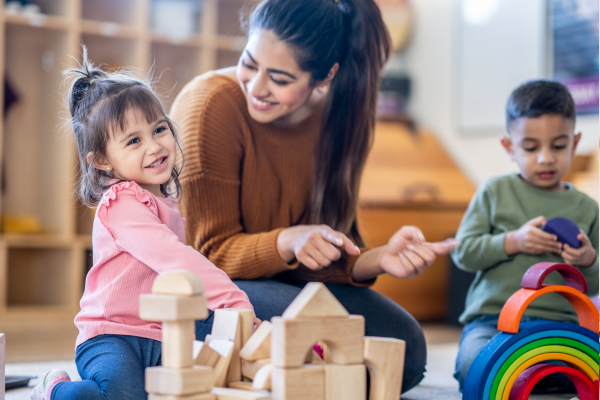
[463,262,599,400]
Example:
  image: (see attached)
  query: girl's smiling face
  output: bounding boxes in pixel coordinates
[92,108,176,196]
[236,29,330,126]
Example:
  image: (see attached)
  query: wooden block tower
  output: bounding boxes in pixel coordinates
[140,270,216,400]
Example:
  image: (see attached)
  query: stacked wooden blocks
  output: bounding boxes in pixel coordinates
[141,273,406,400]
[140,270,216,400]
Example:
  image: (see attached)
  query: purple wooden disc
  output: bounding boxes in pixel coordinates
[542,217,581,249]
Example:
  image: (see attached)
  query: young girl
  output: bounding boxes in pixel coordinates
[30,47,255,400]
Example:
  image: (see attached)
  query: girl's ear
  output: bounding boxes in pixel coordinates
[87,151,112,171]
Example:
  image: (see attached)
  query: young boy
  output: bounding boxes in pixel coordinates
[451,80,599,391]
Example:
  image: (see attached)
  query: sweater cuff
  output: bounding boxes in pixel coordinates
[489,232,511,262]
[257,227,300,276]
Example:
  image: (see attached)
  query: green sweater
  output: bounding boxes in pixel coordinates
[451,173,599,325]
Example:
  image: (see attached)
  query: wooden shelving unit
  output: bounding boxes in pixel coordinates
[0,0,256,338]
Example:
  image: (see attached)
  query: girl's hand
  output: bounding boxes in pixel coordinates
[562,230,596,268]
[379,226,460,279]
[253,317,262,331]
[505,216,562,256]
[277,225,361,271]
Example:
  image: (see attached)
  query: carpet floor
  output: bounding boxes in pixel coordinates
[5,343,579,400]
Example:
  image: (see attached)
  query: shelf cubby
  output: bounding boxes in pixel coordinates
[81,0,141,26]
[6,246,77,308]
[217,0,257,37]
[3,24,75,237]
[81,33,143,71]
[217,49,243,70]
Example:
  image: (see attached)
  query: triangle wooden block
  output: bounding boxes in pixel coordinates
[282,282,349,319]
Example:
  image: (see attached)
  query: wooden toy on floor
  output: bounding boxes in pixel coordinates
[542,217,582,249]
[141,277,407,400]
[463,262,599,400]
[140,270,216,399]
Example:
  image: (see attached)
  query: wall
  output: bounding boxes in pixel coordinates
[390,0,599,187]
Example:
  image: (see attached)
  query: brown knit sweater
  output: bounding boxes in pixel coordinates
[170,71,368,286]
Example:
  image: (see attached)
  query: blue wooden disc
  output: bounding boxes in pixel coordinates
[542,217,581,249]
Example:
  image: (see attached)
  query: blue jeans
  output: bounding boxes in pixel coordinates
[52,313,213,400]
[233,279,427,393]
[454,315,576,394]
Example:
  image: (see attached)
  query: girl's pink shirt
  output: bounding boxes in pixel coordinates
[74,181,253,347]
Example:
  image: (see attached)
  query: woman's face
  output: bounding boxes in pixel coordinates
[236,29,317,126]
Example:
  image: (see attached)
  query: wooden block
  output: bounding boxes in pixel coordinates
[306,349,325,365]
[0,333,4,400]
[324,364,366,400]
[208,339,235,387]
[140,294,208,321]
[252,364,272,391]
[145,366,214,395]
[271,316,364,368]
[152,269,204,296]
[162,320,195,369]
[211,309,243,383]
[210,387,271,399]
[282,282,349,319]
[363,337,406,400]
[240,321,271,361]
[241,358,271,380]
[149,393,215,400]
[231,309,255,347]
[194,341,221,368]
[227,381,256,391]
[271,365,325,400]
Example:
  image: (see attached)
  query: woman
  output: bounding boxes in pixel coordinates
[171,0,458,392]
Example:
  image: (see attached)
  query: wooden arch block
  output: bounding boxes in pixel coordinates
[521,262,588,293]
[497,286,599,334]
[152,269,204,296]
[508,363,596,400]
[363,337,406,400]
[282,282,349,319]
[271,316,364,368]
[252,364,273,390]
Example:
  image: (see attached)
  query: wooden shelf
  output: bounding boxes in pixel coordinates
[80,19,141,39]
[4,13,71,31]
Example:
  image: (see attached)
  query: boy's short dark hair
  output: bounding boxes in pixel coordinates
[506,80,576,131]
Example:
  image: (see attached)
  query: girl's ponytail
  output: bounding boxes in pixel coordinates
[249,0,390,245]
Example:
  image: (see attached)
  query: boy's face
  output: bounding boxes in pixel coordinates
[500,114,580,192]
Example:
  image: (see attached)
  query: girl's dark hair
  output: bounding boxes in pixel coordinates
[248,0,390,246]
[63,46,183,207]
[506,80,576,131]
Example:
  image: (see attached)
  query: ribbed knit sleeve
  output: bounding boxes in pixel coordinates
[451,180,512,272]
[171,73,298,279]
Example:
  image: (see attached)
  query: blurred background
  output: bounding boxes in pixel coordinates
[0,0,597,363]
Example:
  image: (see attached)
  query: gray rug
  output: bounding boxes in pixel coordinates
[5,344,578,400]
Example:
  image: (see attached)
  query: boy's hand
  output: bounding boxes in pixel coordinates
[562,230,596,268]
[505,216,562,256]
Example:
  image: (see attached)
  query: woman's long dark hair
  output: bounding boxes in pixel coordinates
[248,0,390,246]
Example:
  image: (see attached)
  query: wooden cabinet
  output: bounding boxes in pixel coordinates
[358,122,475,321]
[0,0,257,339]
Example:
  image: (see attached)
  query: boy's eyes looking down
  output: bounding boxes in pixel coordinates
[520,136,569,152]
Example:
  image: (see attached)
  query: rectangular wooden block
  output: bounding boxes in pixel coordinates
[148,393,215,400]
[211,309,243,383]
[363,337,406,400]
[210,387,271,399]
[207,338,235,387]
[251,364,272,391]
[241,358,270,380]
[324,364,366,400]
[162,320,195,369]
[194,341,221,368]
[271,365,325,400]
[145,366,214,395]
[240,321,271,361]
[140,294,207,321]
[226,381,256,391]
[271,316,364,367]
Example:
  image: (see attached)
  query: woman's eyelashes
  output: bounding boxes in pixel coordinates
[242,59,290,86]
